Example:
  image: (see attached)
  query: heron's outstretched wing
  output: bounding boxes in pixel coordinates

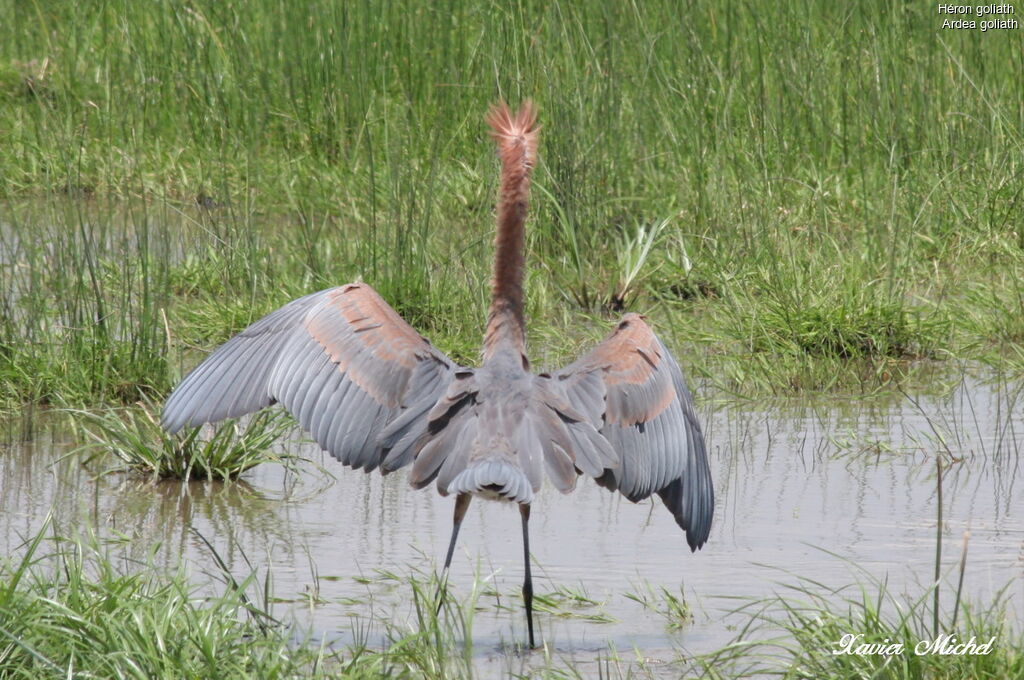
[553,313,713,550]
[162,283,457,472]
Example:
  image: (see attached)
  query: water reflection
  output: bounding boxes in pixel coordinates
[0,370,1021,673]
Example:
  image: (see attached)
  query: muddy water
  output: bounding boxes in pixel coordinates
[1,371,1022,675]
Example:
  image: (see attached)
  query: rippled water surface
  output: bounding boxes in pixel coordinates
[2,371,1022,676]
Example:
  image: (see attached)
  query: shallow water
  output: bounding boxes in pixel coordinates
[1,370,1022,676]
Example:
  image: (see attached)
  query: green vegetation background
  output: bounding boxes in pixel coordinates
[2,1,1023,402]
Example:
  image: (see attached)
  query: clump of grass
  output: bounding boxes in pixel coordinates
[609,218,672,312]
[72,400,297,480]
[388,570,478,676]
[755,296,944,361]
[700,242,958,392]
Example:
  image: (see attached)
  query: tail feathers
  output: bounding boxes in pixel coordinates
[447,461,535,504]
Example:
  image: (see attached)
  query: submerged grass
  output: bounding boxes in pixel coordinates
[624,582,693,631]
[0,0,1022,405]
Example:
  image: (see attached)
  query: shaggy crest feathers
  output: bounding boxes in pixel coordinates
[483,101,539,358]
[485,100,539,170]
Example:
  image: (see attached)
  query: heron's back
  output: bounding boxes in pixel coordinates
[407,350,573,504]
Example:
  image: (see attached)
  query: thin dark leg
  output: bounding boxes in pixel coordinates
[436,493,471,614]
[520,503,536,648]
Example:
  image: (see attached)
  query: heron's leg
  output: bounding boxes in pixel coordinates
[520,502,536,648]
[436,493,471,614]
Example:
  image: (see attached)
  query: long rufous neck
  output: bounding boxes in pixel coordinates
[482,101,538,361]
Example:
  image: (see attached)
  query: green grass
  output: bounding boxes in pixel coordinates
[624,582,693,631]
[72,399,298,480]
[0,0,1023,406]
[0,517,485,679]
[699,567,1023,679]
[2,518,1018,680]
[0,520,665,679]
[0,519,333,679]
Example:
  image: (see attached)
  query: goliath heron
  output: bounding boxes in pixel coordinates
[162,101,714,648]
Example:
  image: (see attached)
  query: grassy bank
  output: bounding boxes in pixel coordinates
[1,1,1023,406]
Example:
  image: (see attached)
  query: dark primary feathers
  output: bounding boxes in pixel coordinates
[161,102,713,552]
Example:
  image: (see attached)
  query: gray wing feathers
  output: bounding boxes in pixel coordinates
[555,321,714,551]
[404,370,556,503]
[602,397,684,500]
[269,330,392,471]
[162,285,456,474]
[435,417,479,492]
[378,361,457,471]
[162,290,328,432]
